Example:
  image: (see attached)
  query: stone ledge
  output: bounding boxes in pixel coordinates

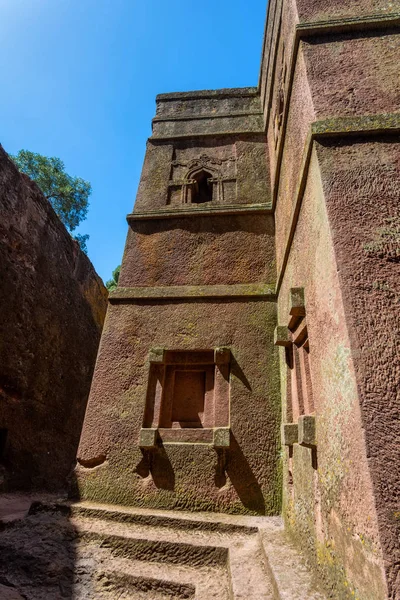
[281,423,299,446]
[138,427,231,448]
[152,111,262,123]
[109,284,276,302]
[312,113,400,138]
[156,87,258,101]
[213,428,231,448]
[109,283,276,302]
[298,415,316,447]
[274,326,291,347]
[149,129,266,141]
[297,13,400,36]
[127,203,272,221]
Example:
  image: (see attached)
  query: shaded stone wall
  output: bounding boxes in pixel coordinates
[261,0,399,598]
[0,146,108,491]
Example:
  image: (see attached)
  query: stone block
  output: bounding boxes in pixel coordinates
[139,428,158,449]
[274,326,291,347]
[214,347,231,365]
[289,288,306,316]
[149,348,166,363]
[298,415,316,447]
[281,423,299,446]
[213,427,231,448]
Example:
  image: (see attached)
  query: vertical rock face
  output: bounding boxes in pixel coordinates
[0,146,108,491]
[262,1,400,598]
[76,88,282,516]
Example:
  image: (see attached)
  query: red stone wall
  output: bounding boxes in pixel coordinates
[317,137,400,599]
[120,214,275,288]
[260,0,399,597]
[74,2,399,596]
[76,88,281,516]
[296,0,399,22]
[277,148,388,599]
[0,146,107,491]
[77,299,281,514]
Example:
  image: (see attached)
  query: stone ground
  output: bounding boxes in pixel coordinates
[0,495,326,600]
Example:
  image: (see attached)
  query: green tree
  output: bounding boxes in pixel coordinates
[106,265,121,292]
[12,150,91,253]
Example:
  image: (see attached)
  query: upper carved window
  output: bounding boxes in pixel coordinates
[191,170,213,204]
[167,153,236,207]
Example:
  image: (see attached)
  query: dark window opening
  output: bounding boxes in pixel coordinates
[192,170,213,204]
[0,429,8,459]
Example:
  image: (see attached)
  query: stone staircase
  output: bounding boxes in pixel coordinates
[0,498,326,599]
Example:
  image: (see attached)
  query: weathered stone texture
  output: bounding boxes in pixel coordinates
[273,46,315,272]
[296,0,400,22]
[316,137,400,599]
[277,148,387,599]
[134,137,270,212]
[261,1,400,595]
[77,87,279,516]
[152,88,264,139]
[0,146,107,491]
[77,300,281,514]
[303,33,400,118]
[120,214,275,288]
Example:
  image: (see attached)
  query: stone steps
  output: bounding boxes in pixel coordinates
[94,570,197,600]
[63,502,259,535]
[0,497,327,599]
[69,508,274,599]
[95,560,226,600]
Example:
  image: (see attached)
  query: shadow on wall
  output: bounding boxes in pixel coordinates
[225,433,265,514]
[0,146,108,495]
[135,446,176,492]
[134,433,265,514]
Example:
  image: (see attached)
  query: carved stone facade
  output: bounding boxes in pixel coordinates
[168,153,236,206]
[76,2,399,599]
[77,87,280,517]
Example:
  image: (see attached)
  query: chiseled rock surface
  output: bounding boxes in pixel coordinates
[0,146,108,491]
[0,498,327,599]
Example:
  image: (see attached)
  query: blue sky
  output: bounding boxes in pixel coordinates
[0,0,267,282]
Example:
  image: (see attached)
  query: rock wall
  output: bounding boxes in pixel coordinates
[261,0,400,597]
[0,146,108,491]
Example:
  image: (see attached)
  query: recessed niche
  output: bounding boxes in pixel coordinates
[141,348,230,446]
[171,370,205,427]
[161,364,215,429]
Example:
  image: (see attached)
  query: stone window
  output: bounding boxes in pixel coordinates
[191,170,213,204]
[274,288,315,423]
[161,364,215,428]
[292,325,314,418]
[140,348,230,447]
[167,153,237,206]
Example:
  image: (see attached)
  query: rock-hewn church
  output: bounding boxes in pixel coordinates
[0,1,399,598]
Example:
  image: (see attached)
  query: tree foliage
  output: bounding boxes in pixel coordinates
[106,265,121,292]
[12,150,91,252]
